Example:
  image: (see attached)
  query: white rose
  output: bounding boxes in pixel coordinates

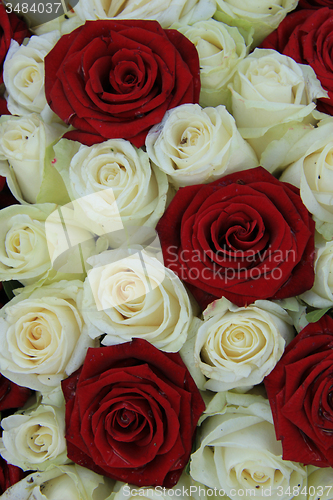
[82,250,193,352]
[176,20,252,108]
[24,10,83,36]
[256,121,316,175]
[0,201,96,289]
[3,32,60,117]
[0,114,66,204]
[215,0,298,47]
[190,392,307,500]
[43,201,105,277]
[74,0,216,28]
[228,49,327,155]
[146,104,258,188]
[0,464,113,500]
[0,281,94,393]
[193,298,294,392]
[0,203,56,285]
[307,468,333,500]
[55,138,169,237]
[300,238,333,309]
[280,120,333,240]
[0,403,68,471]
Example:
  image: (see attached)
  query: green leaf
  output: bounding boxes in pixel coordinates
[184,459,191,476]
[306,307,332,323]
[2,280,24,300]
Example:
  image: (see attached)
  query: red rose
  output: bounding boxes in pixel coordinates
[156,167,315,309]
[0,4,30,86]
[298,0,332,8]
[0,181,17,209]
[265,315,333,467]
[261,8,333,114]
[0,456,23,495]
[0,98,10,116]
[61,339,205,487]
[0,374,32,411]
[45,20,200,148]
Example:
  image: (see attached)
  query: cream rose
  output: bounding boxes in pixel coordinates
[193,298,294,392]
[0,281,94,393]
[20,8,83,36]
[176,20,252,108]
[0,403,68,471]
[280,120,333,241]
[0,464,114,500]
[0,202,95,287]
[3,31,60,117]
[228,49,327,156]
[146,104,258,188]
[82,250,193,352]
[74,0,216,28]
[307,468,333,500]
[190,392,307,500]
[0,203,56,285]
[33,12,84,36]
[55,138,169,237]
[0,114,66,204]
[43,201,103,277]
[300,238,333,309]
[215,0,298,47]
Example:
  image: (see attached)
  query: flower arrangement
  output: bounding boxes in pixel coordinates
[0,0,332,499]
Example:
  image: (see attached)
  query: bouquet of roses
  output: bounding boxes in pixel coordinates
[0,0,332,499]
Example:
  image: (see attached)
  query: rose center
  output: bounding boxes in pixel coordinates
[28,424,52,454]
[119,409,136,427]
[109,53,145,95]
[26,320,51,350]
[124,73,136,85]
[202,318,266,365]
[177,123,210,159]
[237,463,280,489]
[225,220,258,249]
[104,401,150,443]
[253,472,266,480]
[13,310,62,365]
[109,271,146,307]
[97,162,127,185]
[6,226,34,257]
[21,66,41,87]
[246,58,297,104]
[206,206,270,265]
[180,127,201,147]
[3,126,34,152]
